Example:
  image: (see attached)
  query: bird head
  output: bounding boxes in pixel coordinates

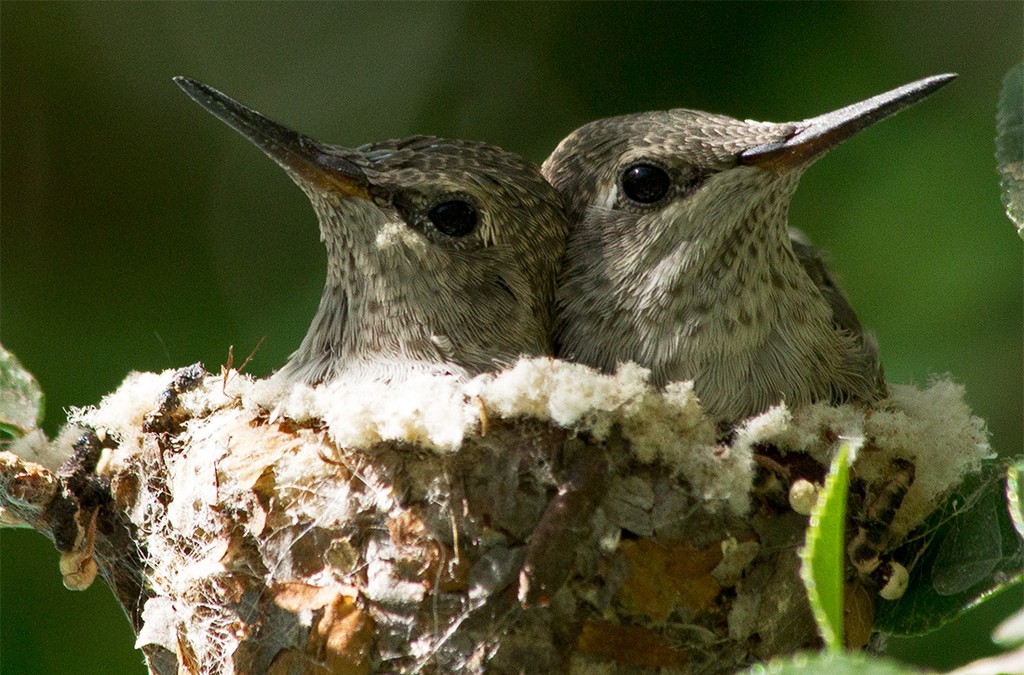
[542,74,956,285]
[175,77,569,383]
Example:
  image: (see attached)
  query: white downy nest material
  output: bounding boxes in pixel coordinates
[64,358,989,528]
[53,358,990,669]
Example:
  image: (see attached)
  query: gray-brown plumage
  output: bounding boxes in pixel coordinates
[544,75,954,421]
[176,77,568,384]
[788,227,888,398]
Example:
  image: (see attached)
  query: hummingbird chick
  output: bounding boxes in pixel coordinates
[544,75,955,421]
[175,77,568,384]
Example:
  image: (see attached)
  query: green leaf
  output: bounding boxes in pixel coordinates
[995,62,1024,237]
[875,460,1024,635]
[799,440,856,651]
[749,651,918,675]
[0,344,45,439]
[1008,461,1024,542]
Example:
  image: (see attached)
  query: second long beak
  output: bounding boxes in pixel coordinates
[740,73,957,169]
[174,76,370,199]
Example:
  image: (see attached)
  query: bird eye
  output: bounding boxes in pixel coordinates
[428,199,478,237]
[621,163,671,204]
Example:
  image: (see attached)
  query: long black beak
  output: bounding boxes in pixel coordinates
[174,76,370,198]
[740,73,957,168]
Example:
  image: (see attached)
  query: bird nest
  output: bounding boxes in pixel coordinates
[2,358,991,673]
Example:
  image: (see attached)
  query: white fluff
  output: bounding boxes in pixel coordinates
[43,359,989,528]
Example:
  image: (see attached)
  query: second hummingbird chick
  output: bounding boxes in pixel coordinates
[176,78,569,385]
[544,75,955,421]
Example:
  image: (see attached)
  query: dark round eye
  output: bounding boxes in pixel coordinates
[428,199,478,237]
[621,163,671,204]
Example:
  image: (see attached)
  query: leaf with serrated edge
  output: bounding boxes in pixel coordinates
[875,460,1024,635]
[931,499,1002,596]
[800,439,859,651]
[1007,462,1024,542]
[753,650,920,674]
[996,62,1024,237]
[0,344,45,438]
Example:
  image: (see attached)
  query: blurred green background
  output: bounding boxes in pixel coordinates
[2,3,1020,673]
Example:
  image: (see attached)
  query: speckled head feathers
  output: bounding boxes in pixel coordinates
[176,77,569,385]
[543,75,954,420]
[542,110,792,221]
